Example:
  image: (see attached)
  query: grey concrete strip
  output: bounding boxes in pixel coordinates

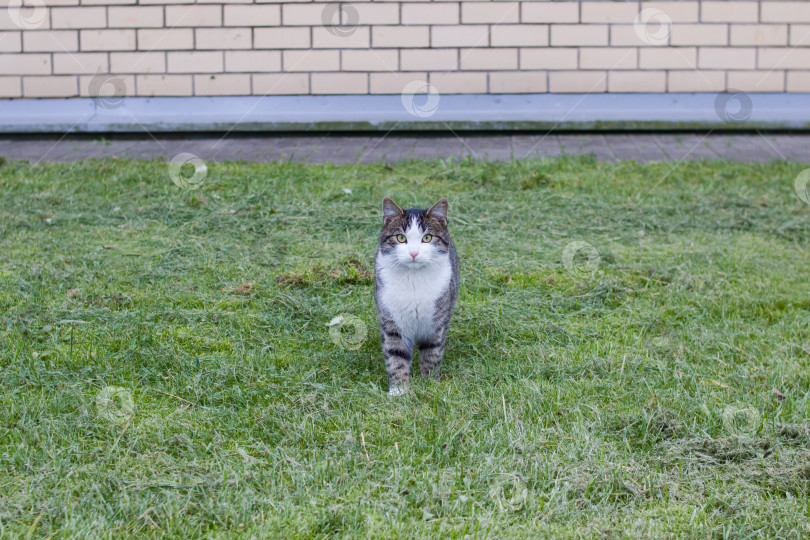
[765,135,810,162]
[703,135,784,163]
[653,134,724,161]
[604,134,671,162]
[358,137,418,163]
[510,135,563,160]
[460,136,514,160]
[255,139,310,162]
[3,94,810,133]
[557,135,617,162]
[304,137,363,164]
[409,137,467,161]
[1,134,809,165]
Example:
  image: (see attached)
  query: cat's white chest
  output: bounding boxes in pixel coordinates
[377,254,451,344]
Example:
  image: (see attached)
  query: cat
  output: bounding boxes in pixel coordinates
[374,197,460,396]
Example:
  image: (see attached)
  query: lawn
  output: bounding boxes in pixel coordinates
[1,154,810,538]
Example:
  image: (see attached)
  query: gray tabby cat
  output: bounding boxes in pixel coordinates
[374,197,460,396]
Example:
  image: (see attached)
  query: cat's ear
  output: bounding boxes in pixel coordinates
[427,198,449,222]
[382,197,404,219]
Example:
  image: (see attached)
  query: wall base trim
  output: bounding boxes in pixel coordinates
[1,93,809,133]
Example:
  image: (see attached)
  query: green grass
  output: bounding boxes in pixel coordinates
[2,155,810,538]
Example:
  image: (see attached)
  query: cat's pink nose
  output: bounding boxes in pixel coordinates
[409,251,418,260]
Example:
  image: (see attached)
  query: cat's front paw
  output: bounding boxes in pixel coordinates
[388,385,407,397]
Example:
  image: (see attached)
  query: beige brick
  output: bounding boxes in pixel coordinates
[459,48,517,70]
[138,29,193,50]
[701,2,758,23]
[369,72,428,94]
[78,74,135,98]
[790,25,810,47]
[520,48,577,69]
[670,24,728,45]
[401,48,458,70]
[461,2,518,24]
[252,73,309,95]
[431,25,488,47]
[608,70,665,92]
[491,24,547,46]
[611,24,669,47]
[0,7,50,31]
[581,1,639,23]
[579,47,636,69]
[282,3,323,25]
[167,51,223,73]
[0,31,21,52]
[428,71,487,93]
[787,71,810,92]
[53,51,107,73]
[23,30,77,51]
[521,2,578,23]
[165,5,222,27]
[283,50,339,71]
[727,70,785,92]
[318,7,374,39]
[224,5,280,27]
[698,47,755,69]
[641,2,699,23]
[352,3,399,25]
[0,53,51,74]
[81,29,135,51]
[0,77,21,98]
[195,0,250,5]
[730,24,787,46]
[312,26,370,48]
[23,75,76,97]
[548,71,607,93]
[254,27,310,48]
[342,49,398,71]
[639,47,697,69]
[762,2,810,23]
[758,47,810,69]
[372,25,429,47]
[551,24,608,46]
[110,51,165,73]
[51,7,105,29]
[196,28,251,49]
[402,2,457,25]
[137,74,192,96]
[225,50,281,72]
[490,71,547,93]
[311,72,367,94]
[81,0,135,5]
[667,70,725,92]
[194,74,250,96]
[108,7,163,28]
[42,0,81,6]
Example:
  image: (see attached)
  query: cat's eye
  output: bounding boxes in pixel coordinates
[396,234,407,243]
[422,234,433,243]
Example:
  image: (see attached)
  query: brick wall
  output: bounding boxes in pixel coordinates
[0,0,808,99]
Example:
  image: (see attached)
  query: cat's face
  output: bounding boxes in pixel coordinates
[378,197,451,270]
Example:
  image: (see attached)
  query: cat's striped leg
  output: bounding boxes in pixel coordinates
[419,284,455,379]
[381,324,412,395]
[418,333,447,380]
